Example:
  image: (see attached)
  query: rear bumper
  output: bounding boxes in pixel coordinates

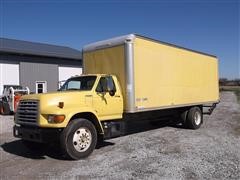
[203,102,218,115]
[13,125,62,143]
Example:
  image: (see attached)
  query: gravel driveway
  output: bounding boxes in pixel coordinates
[0,91,240,179]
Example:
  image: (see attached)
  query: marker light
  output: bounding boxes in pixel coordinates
[58,102,64,108]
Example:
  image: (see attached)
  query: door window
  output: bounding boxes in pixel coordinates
[96,76,116,93]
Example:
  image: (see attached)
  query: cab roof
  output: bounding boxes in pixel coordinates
[70,74,110,78]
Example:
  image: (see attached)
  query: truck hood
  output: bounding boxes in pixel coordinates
[20,91,92,111]
[21,91,86,100]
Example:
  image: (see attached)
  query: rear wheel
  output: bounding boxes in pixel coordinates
[185,106,203,129]
[180,109,188,127]
[60,118,97,160]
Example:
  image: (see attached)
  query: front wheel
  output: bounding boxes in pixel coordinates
[60,118,97,160]
[185,107,203,129]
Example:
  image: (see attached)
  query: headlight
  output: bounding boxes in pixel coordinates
[48,115,65,123]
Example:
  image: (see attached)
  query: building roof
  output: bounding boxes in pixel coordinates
[0,38,82,60]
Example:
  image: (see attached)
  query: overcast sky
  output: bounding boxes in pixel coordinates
[1,0,239,79]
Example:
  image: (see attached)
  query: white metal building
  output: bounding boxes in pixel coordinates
[0,38,82,95]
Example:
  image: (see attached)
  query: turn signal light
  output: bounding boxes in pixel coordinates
[48,115,65,123]
[58,102,64,108]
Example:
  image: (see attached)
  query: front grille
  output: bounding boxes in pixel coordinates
[16,100,39,125]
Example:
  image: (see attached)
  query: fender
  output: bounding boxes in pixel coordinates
[39,107,104,134]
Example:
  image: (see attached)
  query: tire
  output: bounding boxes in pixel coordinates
[60,118,97,160]
[180,110,188,127]
[0,102,3,115]
[185,106,203,129]
[22,140,45,151]
[1,102,11,115]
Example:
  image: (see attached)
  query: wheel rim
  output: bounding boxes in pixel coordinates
[0,107,3,114]
[73,127,92,152]
[194,111,201,125]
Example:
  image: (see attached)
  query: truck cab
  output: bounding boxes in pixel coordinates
[14,74,123,159]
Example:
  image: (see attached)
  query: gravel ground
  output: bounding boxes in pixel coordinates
[0,91,240,179]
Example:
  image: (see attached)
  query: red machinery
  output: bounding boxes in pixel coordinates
[0,85,30,115]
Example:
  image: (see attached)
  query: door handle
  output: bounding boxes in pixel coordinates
[115,95,121,98]
[85,95,92,97]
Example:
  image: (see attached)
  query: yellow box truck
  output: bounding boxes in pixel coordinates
[13,34,219,159]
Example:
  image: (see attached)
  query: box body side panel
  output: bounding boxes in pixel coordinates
[133,37,219,110]
[83,45,128,108]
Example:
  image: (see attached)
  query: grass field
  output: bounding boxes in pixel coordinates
[220,86,240,103]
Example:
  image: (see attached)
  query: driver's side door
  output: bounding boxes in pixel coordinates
[93,76,123,120]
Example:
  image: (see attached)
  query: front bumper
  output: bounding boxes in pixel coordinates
[13,125,63,143]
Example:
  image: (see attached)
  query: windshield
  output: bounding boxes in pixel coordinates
[59,76,97,91]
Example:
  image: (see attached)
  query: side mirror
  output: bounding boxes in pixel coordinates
[107,85,116,96]
[109,90,116,96]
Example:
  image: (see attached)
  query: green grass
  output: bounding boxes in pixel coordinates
[220,86,240,103]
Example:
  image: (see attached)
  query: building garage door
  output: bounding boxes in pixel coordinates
[0,63,19,95]
[58,66,82,87]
